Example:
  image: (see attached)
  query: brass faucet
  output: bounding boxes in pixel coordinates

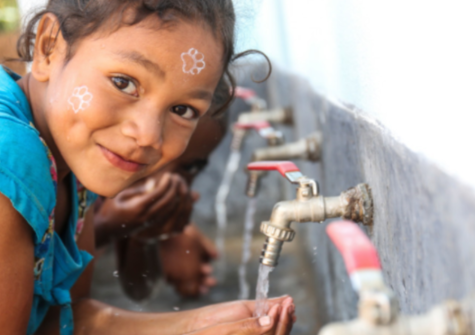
[234,86,293,123]
[237,107,293,125]
[247,161,373,267]
[319,221,470,335]
[252,131,322,162]
[234,86,268,111]
[246,132,323,197]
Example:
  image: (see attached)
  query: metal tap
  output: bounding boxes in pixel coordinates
[230,120,284,152]
[319,221,470,335]
[234,86,292,123]
[247,161,374,267]
[234,86,268,111]
[246,132,323,197]
[252,132,322,163]
[237,107,293,125]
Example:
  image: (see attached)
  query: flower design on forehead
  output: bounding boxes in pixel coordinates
[68,86,93,114]
[181,48,206,75]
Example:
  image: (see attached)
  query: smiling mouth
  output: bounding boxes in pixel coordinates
[99,145,146,173]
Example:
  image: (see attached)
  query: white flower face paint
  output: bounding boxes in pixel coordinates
[68,86,93,114]
[181,48,206,75]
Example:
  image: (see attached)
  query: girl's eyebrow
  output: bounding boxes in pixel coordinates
[114,50,165,78]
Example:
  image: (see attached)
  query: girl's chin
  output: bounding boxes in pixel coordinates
[77,175,131,198]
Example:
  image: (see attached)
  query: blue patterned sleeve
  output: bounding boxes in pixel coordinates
[0,113,56,244]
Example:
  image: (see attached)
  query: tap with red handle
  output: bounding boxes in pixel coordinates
[247,161,373,267]
[246,132,323,198]
[234,87,267,111]
[319,221,469,335]
[231,120,284,151]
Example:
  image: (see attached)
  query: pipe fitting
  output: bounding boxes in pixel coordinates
[252,132,322,162]
[238,107,294,125]
[340,183,374,226]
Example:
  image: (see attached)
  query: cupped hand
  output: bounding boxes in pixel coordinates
[158,224,218,297]
[134,188,199,239]
[186,297,296,335]
[94,172,190,245]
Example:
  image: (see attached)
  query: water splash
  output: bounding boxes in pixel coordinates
[254,264,274,317]
[215,150,242,280]
[238,197,258,299]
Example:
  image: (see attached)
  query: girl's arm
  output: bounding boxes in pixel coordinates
[36,207,191,335]
[37,206,295,335]
[0,193,35,335]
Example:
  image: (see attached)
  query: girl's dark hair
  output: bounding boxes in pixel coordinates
[16,0,271,115]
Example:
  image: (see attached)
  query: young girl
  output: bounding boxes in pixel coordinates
[96,92,229,300]
[0,0,295,334]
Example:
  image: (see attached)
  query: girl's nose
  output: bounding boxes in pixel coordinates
[121,111,164,150]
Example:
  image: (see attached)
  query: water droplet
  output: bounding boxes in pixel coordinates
[113,270,119,277]
[122,224,126,228]
[313,247,317,250]
[173,307,180,311]
[186,250,190,254]
[142,274,147,278]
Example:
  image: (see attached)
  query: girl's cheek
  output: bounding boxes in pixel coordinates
[162,122,195,163]
[67,86,94,114]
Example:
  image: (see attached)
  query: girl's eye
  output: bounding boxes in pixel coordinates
[171,105,198,120]
[111,77,138,96]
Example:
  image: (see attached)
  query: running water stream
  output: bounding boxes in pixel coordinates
[254,264,274,317]
[215,150,241,280]
[238,197,258,299]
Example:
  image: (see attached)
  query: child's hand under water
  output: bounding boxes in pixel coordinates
[185,296,296,335]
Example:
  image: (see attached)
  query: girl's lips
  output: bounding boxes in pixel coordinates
[99,145,146,173]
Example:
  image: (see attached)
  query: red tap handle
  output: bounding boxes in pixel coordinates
[247,161,302,182]
[234,120,271,130]
[326,221,381,274]
[234,87,257,101]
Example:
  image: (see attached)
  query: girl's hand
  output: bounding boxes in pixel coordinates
[188,297,296,333]
[186,298,296,335]
[94,172,189,246]
[135,189,199,238]
[158,224,218,297]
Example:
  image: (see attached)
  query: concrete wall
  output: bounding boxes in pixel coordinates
[285,69,475,324]
[192,63,475,331]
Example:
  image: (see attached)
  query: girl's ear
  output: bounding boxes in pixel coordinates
[31,13,66,82]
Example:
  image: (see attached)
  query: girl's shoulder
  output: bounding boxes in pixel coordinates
[0,67,56,244]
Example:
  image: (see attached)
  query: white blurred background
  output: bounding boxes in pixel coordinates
[15,0,475,190]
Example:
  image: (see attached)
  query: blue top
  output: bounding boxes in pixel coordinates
[0,66,96,335]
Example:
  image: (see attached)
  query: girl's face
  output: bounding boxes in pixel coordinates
[42,16,224,196]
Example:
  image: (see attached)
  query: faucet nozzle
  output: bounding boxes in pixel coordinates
[259,222,296,266]
[245,170,267,198]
